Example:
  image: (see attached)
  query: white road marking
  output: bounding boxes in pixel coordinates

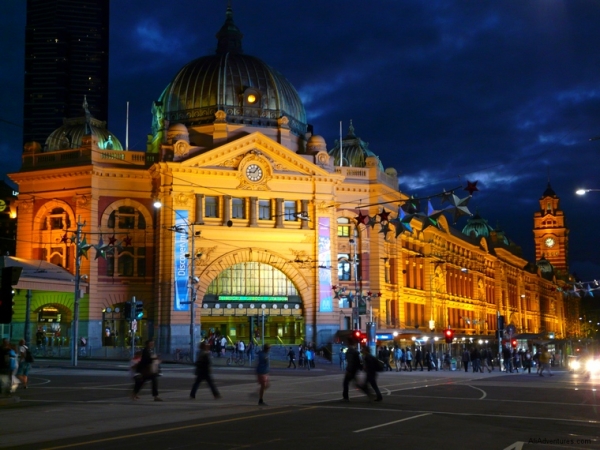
[354,413,431,433]
[465,384,487,399]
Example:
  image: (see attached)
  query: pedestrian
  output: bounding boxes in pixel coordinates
[16,339,32,389]
[393,345,403,372]
[287,346,296,369]
[220,336,227,356]
[471,347,482,373]
[246,341,255,364]
[298,345,305,368]
[462,348,471,373]
[131,339,162,401]
[481,348,492,373]
[305,347,313,371]
[382,346,392,372]
[256,343,271,405]
[538,347,553,377]
[342,340,362,401]
[415,347,424,371]
[502,346,513,373]
[237,340,245,359]
[443,352,451,370]
[405,347,413,371]
[359,346,383,401]
[524,349,532,373]
[431,350,438,371]
[339,346,347,371]
[190,342,220,399]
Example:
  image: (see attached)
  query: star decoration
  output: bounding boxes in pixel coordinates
[376,292,382,297]
[464,180,479,195]
[123,235,133,247]
[390,208,413,237]
[108,234,117,246]
[70,234,77,244]
[378,221,391,236]
[378,208,391,223]
[77,236,92,258]
[355,211,369,226]
[422,200,444,230]
[60,233,69,244]
[440,189,454,205]
[584,284,594,297]
[445,194,472,223]
[367,215,378,229]
[402,197,420,215]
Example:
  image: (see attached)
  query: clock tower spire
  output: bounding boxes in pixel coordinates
[533,182,569,273]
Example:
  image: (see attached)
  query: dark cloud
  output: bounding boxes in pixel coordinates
[1,0,600,279]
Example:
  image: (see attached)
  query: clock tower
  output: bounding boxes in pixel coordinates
[533,183,569,272]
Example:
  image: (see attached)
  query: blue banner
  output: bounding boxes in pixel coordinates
[174,210,190,311]
[318,217,333,312]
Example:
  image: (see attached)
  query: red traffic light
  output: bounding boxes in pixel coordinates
[511,339,517,348]
[444,329,454,343]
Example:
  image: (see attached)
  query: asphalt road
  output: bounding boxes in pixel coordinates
[1,360,599,450]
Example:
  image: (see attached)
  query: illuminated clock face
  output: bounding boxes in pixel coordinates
[545,237,555,248]
[0,200,6,212]
[246,164,263,182]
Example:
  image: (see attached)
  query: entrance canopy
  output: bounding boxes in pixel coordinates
[1,256,86,294]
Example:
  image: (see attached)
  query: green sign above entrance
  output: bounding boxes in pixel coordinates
[218,296,288,302]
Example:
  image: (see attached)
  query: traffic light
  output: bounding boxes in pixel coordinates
[444,328,454,344]
[124,303,133,321]
[353,329,361,343]
[511,339,517,349]
[135,300,144,319]
[0,266,22,324]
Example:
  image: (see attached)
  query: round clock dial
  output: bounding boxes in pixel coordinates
[544,237,555,248]
[246,164,263,182]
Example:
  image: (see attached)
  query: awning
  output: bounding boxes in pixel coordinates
[514,333,544,340]
[2,256,87,294]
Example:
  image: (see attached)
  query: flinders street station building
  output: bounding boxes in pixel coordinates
[6,7,580,356]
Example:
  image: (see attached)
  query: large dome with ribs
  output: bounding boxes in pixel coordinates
[156,6,307,138]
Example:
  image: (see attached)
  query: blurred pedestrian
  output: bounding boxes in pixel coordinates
[342,341,362,401]
[132,340,162,401]
[256,343,271,405]
[190,342,220,399]
[287,346,296,369]
[16,339,32,389]
[359,347,383,401]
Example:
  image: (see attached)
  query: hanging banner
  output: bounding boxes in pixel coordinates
[318,217,333,312]
[174,210,190,311]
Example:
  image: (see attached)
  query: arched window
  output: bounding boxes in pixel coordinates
[206,262,298,296]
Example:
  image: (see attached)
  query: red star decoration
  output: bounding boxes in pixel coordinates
[60,233,68,244]
[123,235,133,246]
[331,285,338,291]
[464,180,479,195]
[378,208,391,222]
[377,292,382,297]
[108,234,117,246]
[355,211,369,225]
[367,291,372,296]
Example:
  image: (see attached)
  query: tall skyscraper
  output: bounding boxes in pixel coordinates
[23,0,109,147]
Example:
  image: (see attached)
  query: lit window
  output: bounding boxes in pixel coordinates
[205,197,219,218]
[232,198,245,219]
[284,201,296,221]
[259,200,271,220]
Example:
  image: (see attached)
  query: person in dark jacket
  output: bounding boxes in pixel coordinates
[256,343,271,405]
[415,347,424,371]
[190,342,220,399]
[342,341,362,401]
[359,346,383,401]
[287,346,296,369]
[132,339,162,401]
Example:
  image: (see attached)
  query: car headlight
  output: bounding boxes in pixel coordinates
[571,360,581,370]
[585,359,600,374]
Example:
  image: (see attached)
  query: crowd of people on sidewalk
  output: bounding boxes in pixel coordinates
[0,338,33,396]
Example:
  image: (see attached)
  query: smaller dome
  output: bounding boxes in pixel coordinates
[23,141,42,154]
[167,123,189,144]
[306,135,327,154]
[328,120,384,170]
[542,182,557,198]
[45,116,123,151]
[462,213,493,238]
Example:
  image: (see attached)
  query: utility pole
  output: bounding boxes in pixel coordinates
[71,216,85,366]
[189,223,197,362]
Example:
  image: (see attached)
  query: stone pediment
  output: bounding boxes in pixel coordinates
[179,132,332,178]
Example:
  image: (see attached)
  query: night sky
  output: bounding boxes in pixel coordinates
[1,1,600,281]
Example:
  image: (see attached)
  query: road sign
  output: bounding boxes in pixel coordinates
[131,319,137,332]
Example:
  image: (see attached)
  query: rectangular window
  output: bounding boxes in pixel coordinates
[338,255,352,281]
[337,225,350,237]
[232,198,245,219]
[259,200,271,220]
[205,196,218,218]
[284,201,296,221]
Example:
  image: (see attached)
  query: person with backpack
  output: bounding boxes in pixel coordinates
[16,339,33,389]
[359,346,383,401]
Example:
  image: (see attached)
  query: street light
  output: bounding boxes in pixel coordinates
[576,188,600,195]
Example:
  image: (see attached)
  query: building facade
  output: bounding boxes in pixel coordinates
[8,7,579,353]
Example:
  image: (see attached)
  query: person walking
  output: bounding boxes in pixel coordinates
[431,350,438,371]
[415,347,424,371]
[538,347,553,377]
[16,339,32,389]
[462,348,471,373]
[405,347,413,371]
[246,341,255,364]
[132,340,162,401]
[481,347,492,373]
[339,346,347,371]
[190,342,220,400]
[305,347,313,371]
[342,341,362,401]
[256,343,271,405]
[393,345,403,372]
[524,349,532,374]
[287,346,296,369]
[359,346,383,402]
